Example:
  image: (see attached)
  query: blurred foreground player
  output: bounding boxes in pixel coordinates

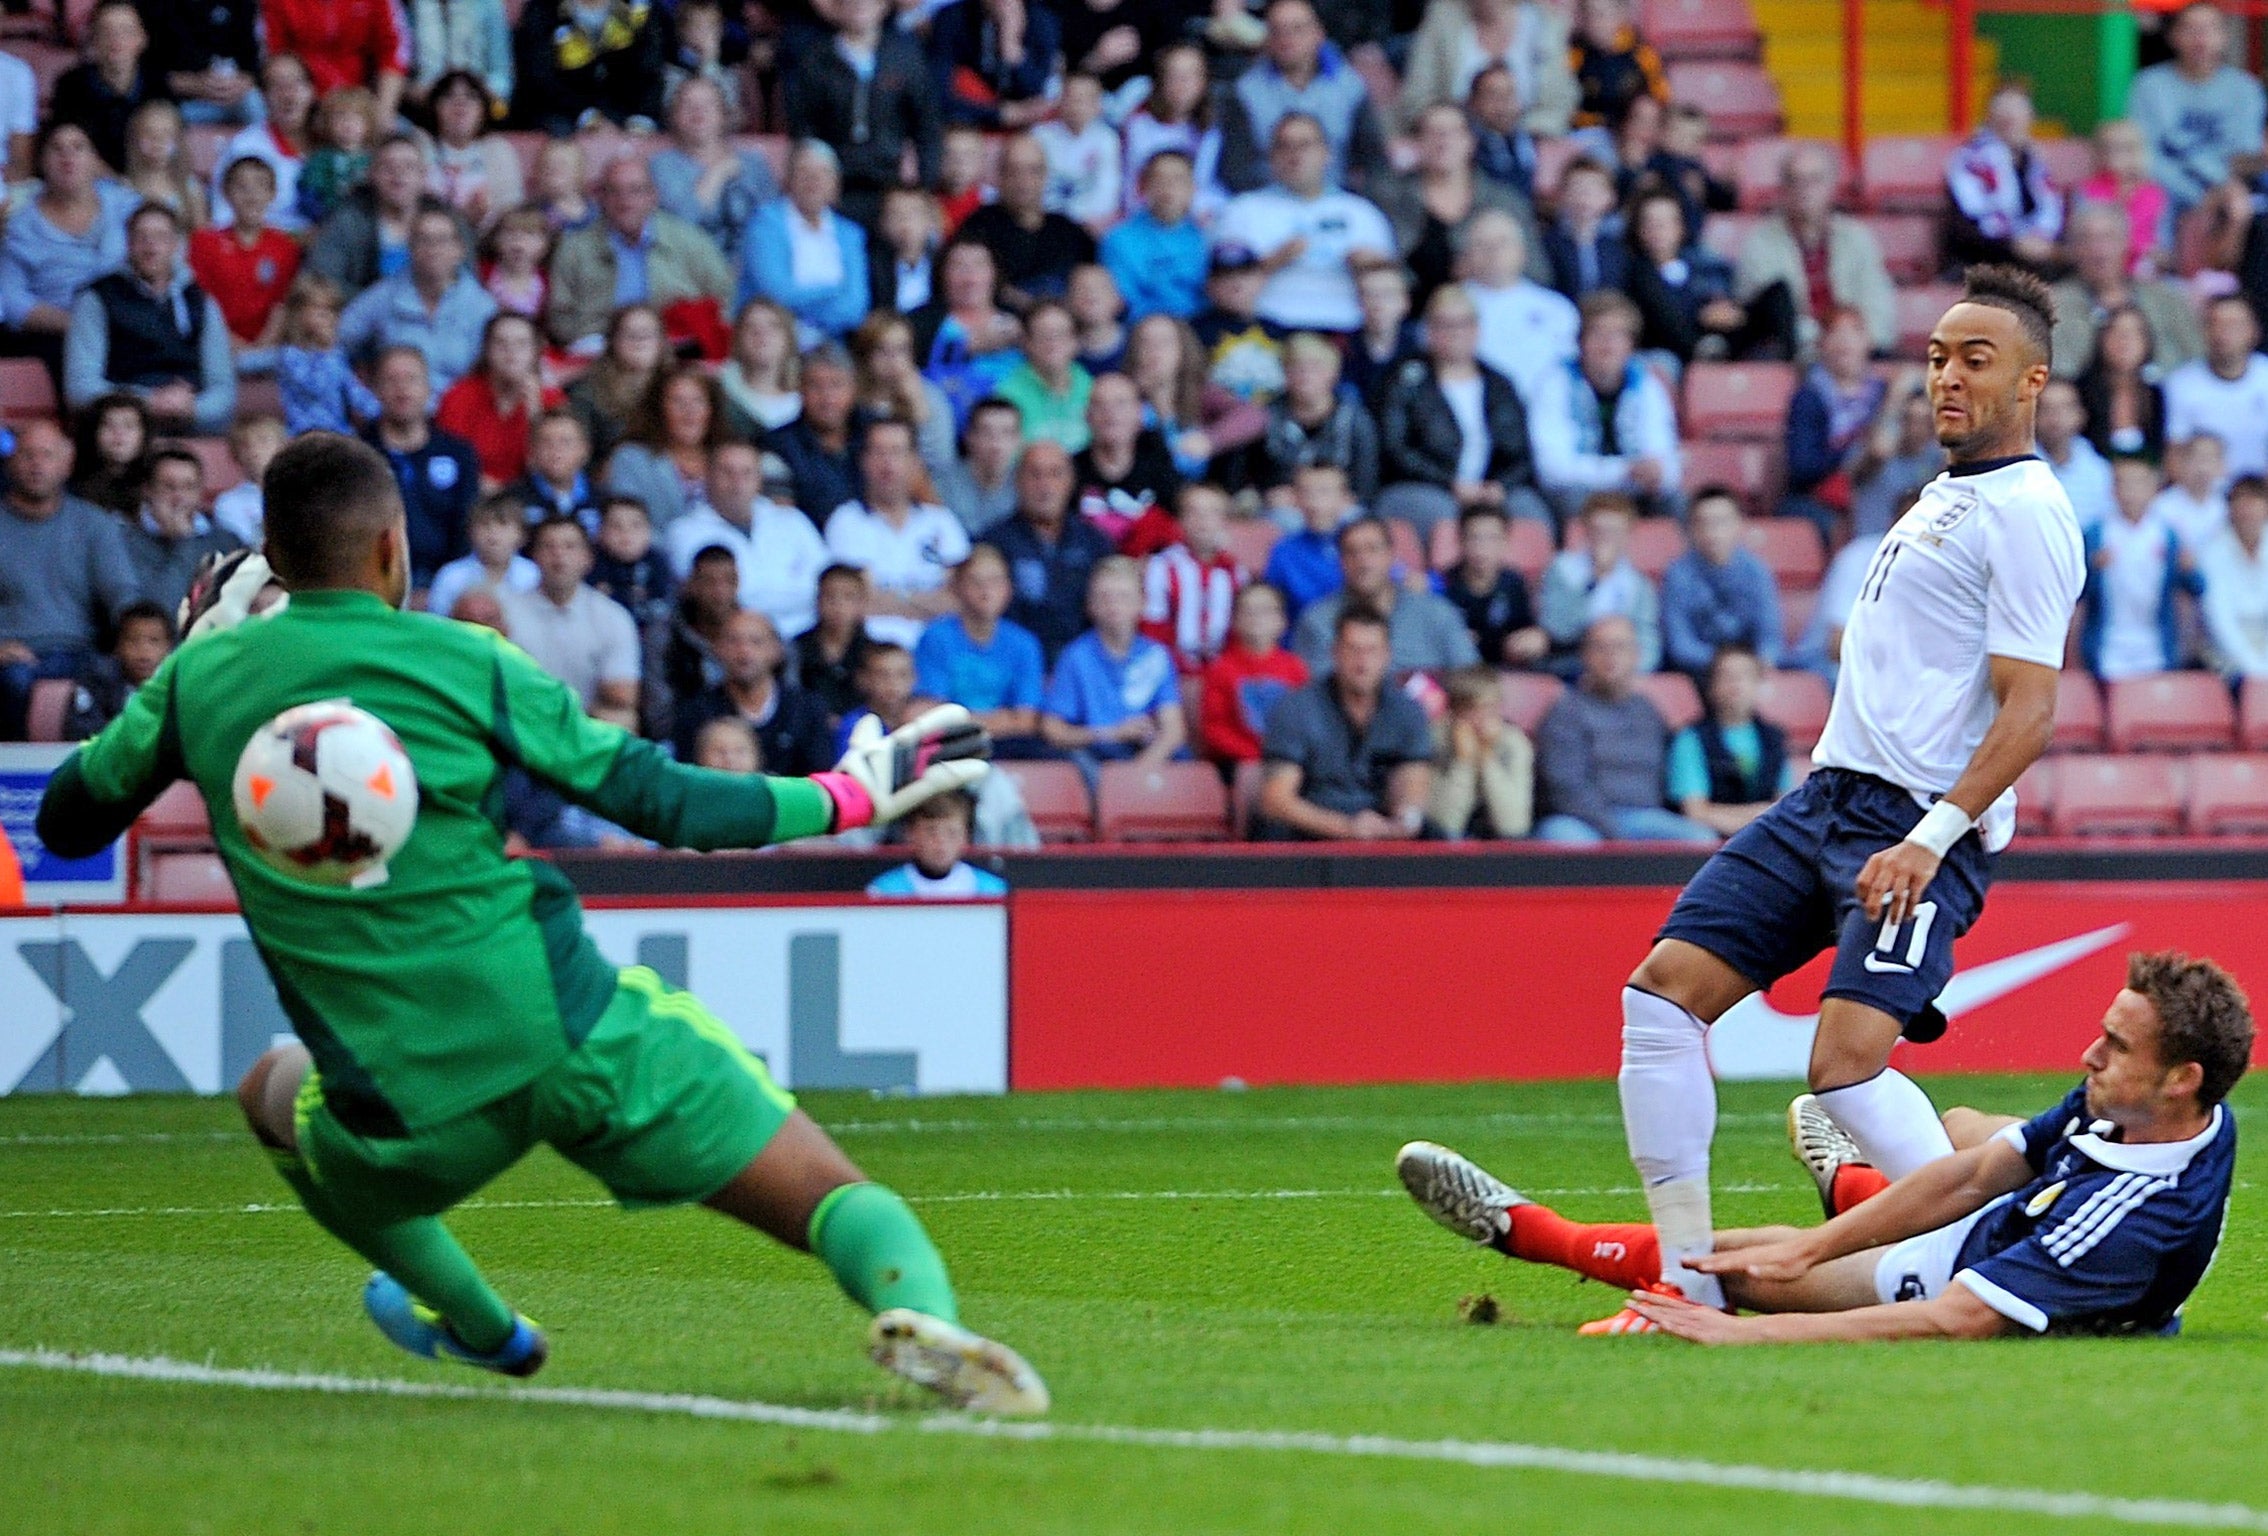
[1571,267,2086,1331]
[1401,953,2249,1342]
[35,434,1049,1414]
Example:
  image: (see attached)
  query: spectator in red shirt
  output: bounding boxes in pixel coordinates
[1141,482,1244,672]
[189,156,300,361]
[262,0,409,127]
[436,311,567,489]
[1199,579,1308,766]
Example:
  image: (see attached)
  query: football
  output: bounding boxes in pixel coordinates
[231,700,419,888]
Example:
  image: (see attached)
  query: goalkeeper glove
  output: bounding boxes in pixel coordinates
[811,704,992,832]
[179,547,288,641]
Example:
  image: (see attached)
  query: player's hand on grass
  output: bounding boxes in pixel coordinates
[815,705,992,832]
[1624,1289,1753,1344]
[1686,1236,1820,1284]
[1856,840,1941,927]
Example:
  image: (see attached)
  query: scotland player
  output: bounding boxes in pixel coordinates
[1400,953,2250,1342]
[1582,266,2084,1331]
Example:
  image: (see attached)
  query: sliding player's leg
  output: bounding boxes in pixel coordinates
[236,1046,540,1372]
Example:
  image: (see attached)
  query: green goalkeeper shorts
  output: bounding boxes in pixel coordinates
[295,966,797,1226]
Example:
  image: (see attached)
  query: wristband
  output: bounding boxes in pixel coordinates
[1904,800,1973,858]
[808,771,875,833]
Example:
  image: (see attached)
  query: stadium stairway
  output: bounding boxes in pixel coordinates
[1745,0,1996,140]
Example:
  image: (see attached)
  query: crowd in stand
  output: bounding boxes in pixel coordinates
[4,0,2268,848]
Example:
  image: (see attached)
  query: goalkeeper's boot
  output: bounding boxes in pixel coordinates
[1396,1140,1527,1248]
[868,1309,1050,1416]
[363,1273,548,1378]
[1577,1282,1686,1336]
[1788,1092,1868,1219]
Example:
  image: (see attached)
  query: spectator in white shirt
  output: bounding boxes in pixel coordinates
[1528,289,1682,524]
[2081,455,2203,681]
[2164,295,2268,483]
[427,492,540,624]
[1459,206,1577,403]
[663,440,831,637]
[823,417,972,646]
[2201,474,2268,678]
[501,516,643,728]
[1209,111,1394,335]
[2150,433,2230,553]
[2037,377,2115,531]
[1033,72,1121,234]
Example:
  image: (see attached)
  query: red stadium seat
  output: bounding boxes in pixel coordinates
[0,358,56,420]
[1667,62,1782,138]
[1734,137,1840,211]
[2185,754,2268,836]
[2013,757,2057,837]
[24,677,71,741]
[1498,670,1566,733]
[2243,678,2268,751]
[1097,762,1232,841]
[138,780,210,837]
[1429,516,1556,579]
[1895,283,1963,359]
[1682,362,1796,441]
[1698,211,1759,263]
[1635,671,1703,732]
[1862,134,1959,212]
[1231,758,1266,836]
[994,761,1093,843]
[2050,754,2184,837]
[1780,586,1816,650]
[146,852,236,905]
[1679,439,1782,513]
[1225,518,1281,577]
[1742,517,1825,590]
[1566,516,1684,578]
[1754,668,1830,751]
[1643,0,1760,59]
[2103,672,2236,752]
[1866,214,1942,284]
[2051,671,2105,753]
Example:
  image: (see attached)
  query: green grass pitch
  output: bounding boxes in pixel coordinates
[7,1074,2268,1534]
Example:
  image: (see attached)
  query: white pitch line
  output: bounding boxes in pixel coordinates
[3,1346,2263,1532]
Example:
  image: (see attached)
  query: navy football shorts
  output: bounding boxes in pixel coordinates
[1656,768,1992,1029]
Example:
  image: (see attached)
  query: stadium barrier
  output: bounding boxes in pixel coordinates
[4,856,2264,1098]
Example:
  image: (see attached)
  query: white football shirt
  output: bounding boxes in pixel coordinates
[823,500,971,648]
[1811,456,2085,852]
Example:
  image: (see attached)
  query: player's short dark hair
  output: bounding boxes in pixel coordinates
[1334,513,1391,553]
[262,432,405,587]
[1959,264,2056,362]
[2129,951,2252,1107]
[114,599,173,641]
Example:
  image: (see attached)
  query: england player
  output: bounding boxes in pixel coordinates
[35,434,1049,1414]
[1569,266,2084,1331]
[1399,952,2249,1341]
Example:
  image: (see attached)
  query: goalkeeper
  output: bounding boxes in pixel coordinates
[35,433,1046,1415]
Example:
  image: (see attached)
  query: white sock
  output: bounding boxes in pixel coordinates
[1815,1069,1955,1180]
[1617,986,1725,1308]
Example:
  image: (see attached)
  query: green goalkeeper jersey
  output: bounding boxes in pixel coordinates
[38,589,835,1134]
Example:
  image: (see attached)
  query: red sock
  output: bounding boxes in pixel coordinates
[1504,1205,1662,1290]
[1830,1165,1891,1214]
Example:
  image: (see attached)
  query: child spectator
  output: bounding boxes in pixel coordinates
[2152,434,2230,552]
[1616,96,1733,239]
[297,86,381,226]
[481,207,553,320]
[836,639,928,757]
[1345,263,1420,408]
[427,492,540,622]
[63,599,172,740]
[914,545,1047,751]
[1428,664,1534,840]
[1440,505,1548,667]
[1121,43,1224,220]
[589,495,675,626]
[1074,372,1185,549]
[437,311,566,488]
[1665,641,1792,837]
[1539,491,1662,675]
[2202,475,2268,679]
[1035,72,1122,233]
[1198,580,1308,767]
[190,157,300,363]
[1243,331,1380,508]
[510,409,600,525]
[1265,461,1356,618]
[1542,158,1628,302]
[531,138,596,235]
[663,0,744,128]
[1041,556,1189,772]
[1660,486,1783,676]
[866,791,1009,898]
[794,564,877,726]
[1466,65,1539,200]
[691,714,762,773]
[2083,454,2203,680]
[1141,483,1243,671]
[123,101,208,230]
[67,392,150,514]
[1191,245,1287,403]
[1102,151,1208,324]
[2080,120,2172,279]
[211,414,286,547]
[275,274,381,434]
[871,187,941,316]
[938,124,994,237]
[1068,263,1127,375]
[1569,0,1666,133]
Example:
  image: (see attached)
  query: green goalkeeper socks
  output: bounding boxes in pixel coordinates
[808,1182,959,1324]
[268,1149,520,1354]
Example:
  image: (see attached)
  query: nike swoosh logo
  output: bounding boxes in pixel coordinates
[1707,923,2134,1081]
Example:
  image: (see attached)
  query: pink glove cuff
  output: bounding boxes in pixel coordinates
[810,771,875,832]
